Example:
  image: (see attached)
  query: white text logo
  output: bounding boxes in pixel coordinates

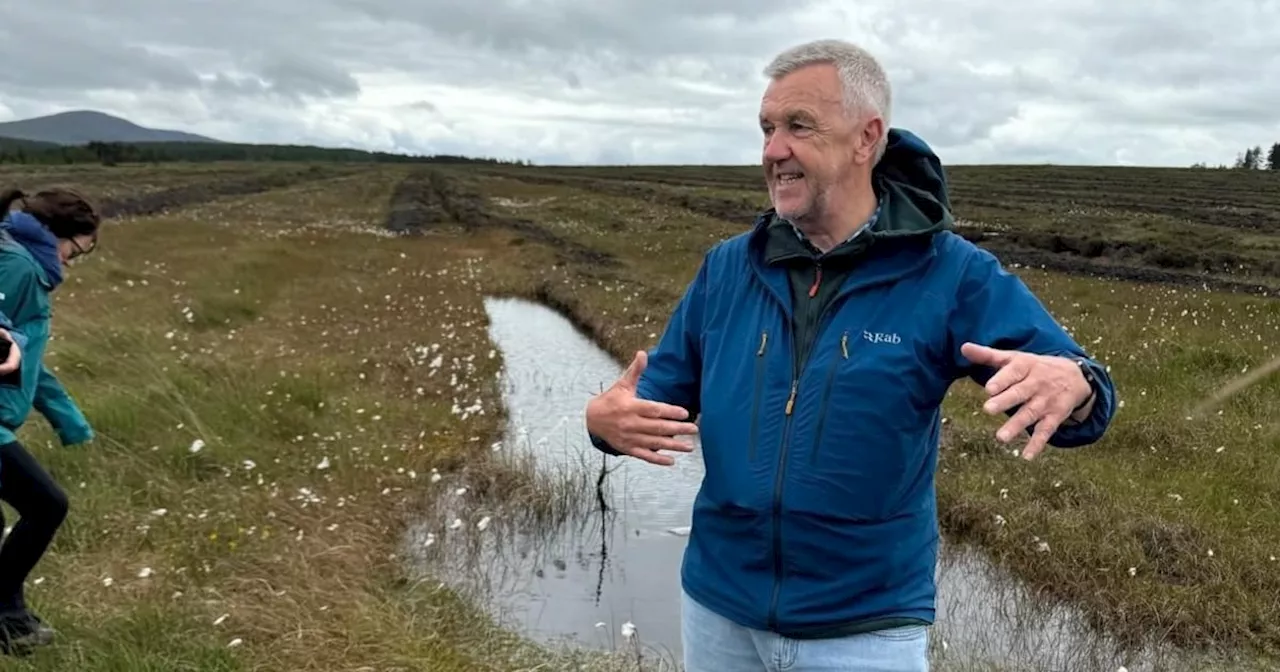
[863,331,900,344]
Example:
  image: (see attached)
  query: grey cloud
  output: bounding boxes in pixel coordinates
[888,65,1024,147]
[1,0,1276,167]
[863,0,1280,165]
[0,12,201,91]
[1,0,364,105]
[251,53,362,99]
[339,0,809,61]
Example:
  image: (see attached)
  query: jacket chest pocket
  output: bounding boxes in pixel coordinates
[798,328,950,520]
[807,331,936,450]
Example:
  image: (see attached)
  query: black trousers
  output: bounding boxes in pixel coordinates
[0,441,68,614]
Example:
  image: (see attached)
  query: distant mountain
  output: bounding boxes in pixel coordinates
[0,110,221,145]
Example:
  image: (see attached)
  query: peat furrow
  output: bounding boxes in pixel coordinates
[385,169,620,269]
[954,189,1280,232]
[480,166,763,192]
[100,166,347,219]
[970,229,1280,278]
[384,170,451,234]
[539,170,763,192]
[479,170,1280,295]
[480,171,768,224]
[436,173,621,268]
[962,227,1280,288]
[973,238,1279,297]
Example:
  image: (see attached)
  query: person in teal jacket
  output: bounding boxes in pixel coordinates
[0,186,99,656]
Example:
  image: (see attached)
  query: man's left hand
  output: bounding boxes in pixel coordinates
[960,342,1095,460]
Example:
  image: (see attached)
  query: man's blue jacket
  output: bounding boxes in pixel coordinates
[591,129,1117,638]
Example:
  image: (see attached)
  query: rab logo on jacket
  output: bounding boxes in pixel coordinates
[863,331,901,344]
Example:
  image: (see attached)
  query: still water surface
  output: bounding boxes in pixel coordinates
[412,295,1182,670]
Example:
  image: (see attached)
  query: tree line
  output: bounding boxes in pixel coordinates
[1193,142,1280,170]
[1233,143,1280,170]
[0,138,532,166]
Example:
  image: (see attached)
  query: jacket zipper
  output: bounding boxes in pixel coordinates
[809,331,848,462]
[766,292,856,630]
[751,234,930,630]
[748,331,768,461]
[766,309,800,630]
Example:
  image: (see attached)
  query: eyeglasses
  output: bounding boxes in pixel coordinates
[68,237,96,260]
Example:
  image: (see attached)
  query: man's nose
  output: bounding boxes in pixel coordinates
[763,132,790,162]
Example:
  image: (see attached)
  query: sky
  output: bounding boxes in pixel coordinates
[2,0,1277,167]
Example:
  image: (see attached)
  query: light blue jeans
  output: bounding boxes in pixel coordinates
[681,589,930,671]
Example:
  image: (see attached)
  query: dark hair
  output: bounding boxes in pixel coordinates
[1,187,100,240]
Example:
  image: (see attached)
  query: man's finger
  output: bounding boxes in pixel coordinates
[984,378,1035,415]
[961,342,1015,369]
[617,351,647,390]
[632,434,696,454]
[1019,417,1059,461]
[622,445,677,466]
[632,417,700,437]
[983,357,1030,396]
[995,401,1043,443]
[633,399,691,421]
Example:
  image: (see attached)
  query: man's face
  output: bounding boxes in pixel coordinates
[759,63,879,223]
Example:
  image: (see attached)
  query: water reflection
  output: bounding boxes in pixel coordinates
[409,296,1199,671]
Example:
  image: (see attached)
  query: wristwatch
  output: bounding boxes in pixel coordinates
[1072,358,1098,414]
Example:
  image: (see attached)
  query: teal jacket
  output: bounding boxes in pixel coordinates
[0,226,93,447]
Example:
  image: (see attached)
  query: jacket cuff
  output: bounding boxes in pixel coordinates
[589,432,623,456]
[58,424,94,446]
[1048,359,1112,448]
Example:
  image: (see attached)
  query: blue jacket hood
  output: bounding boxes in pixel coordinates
[0,211,63,290]
[875,127,950,211]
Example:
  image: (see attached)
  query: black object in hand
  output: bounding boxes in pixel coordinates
[0,338,20,387]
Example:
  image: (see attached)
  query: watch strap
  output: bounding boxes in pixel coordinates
[1072,358,1098,413]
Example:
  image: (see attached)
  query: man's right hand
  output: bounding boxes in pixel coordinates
[585,350,699,466]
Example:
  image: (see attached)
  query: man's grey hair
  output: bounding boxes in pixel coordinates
[763,39,892,160]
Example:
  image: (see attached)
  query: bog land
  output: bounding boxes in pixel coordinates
[0,159,1278,670]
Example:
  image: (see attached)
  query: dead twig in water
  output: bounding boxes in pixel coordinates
[595,453,611,512]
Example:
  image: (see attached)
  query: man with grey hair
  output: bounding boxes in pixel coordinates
[585,38,1116,670]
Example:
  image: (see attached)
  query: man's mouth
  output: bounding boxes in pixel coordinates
[776,171,804,185]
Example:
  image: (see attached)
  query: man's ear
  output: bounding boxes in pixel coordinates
[858,116,885,164]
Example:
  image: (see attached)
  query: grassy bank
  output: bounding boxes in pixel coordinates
[0,166,643,670]
[5,158,1280,670]
[461,164,1280,666]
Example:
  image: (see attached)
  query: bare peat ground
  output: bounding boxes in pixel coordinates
[97,164,357,219]
[385,168,620,270]
[0,163,346,206]
[482,163,1280,296]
